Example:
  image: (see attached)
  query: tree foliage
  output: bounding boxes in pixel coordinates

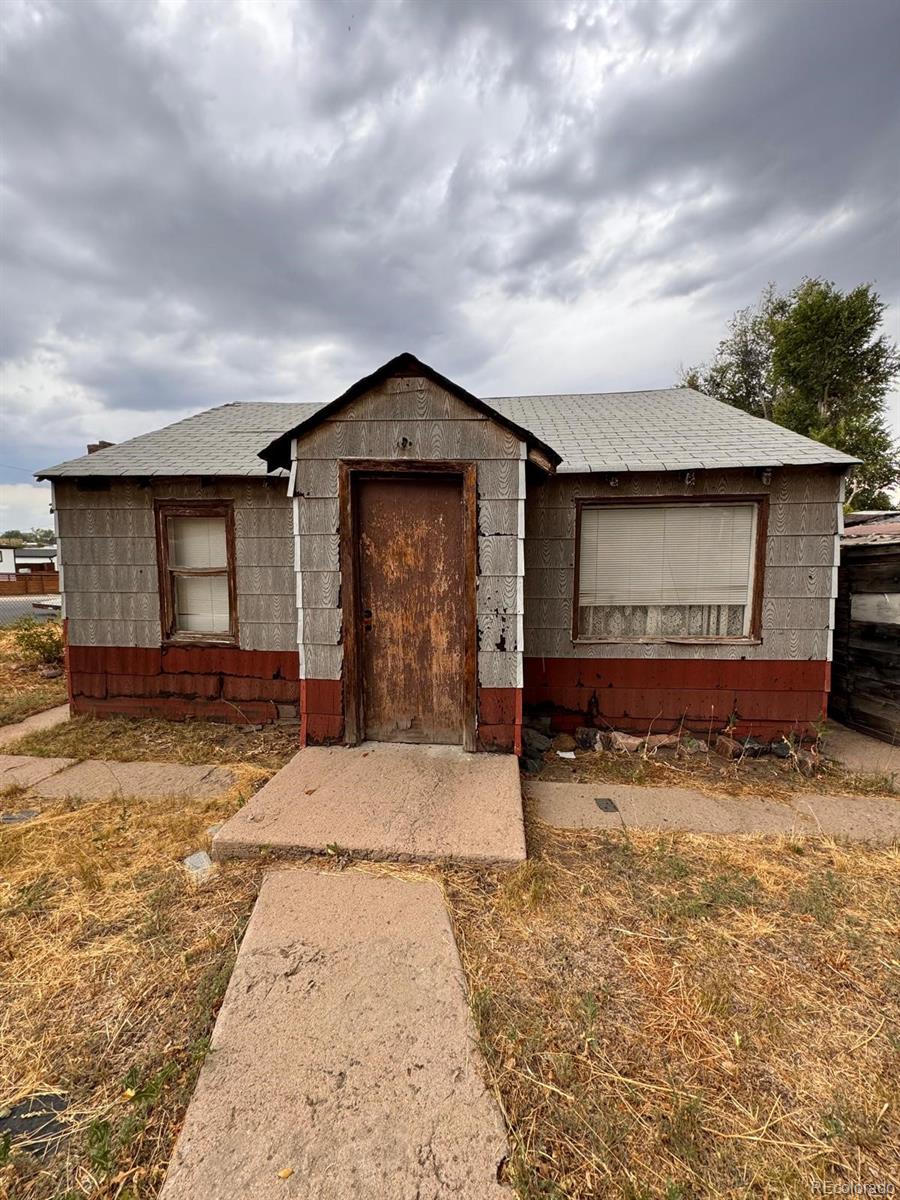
[680,279,900,508]
[0,527,56,547]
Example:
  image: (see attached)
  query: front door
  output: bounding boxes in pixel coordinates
[356,474,466,744]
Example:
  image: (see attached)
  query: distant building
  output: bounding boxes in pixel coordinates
[13,545,59,573]
[0,544,59,580]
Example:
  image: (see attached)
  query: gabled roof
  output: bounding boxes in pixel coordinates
[257,352,562,472]
[36,402,319,479]
[37,364,859,481]
[487,389,858,473]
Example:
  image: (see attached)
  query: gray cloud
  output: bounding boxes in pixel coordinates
[0,0,897,497]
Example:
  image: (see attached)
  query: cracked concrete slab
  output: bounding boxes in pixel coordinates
[212,743,525,867]
[0,704,70,749]
[0,754,75,788]
[159,870,510,1200]
[527,781,900,843]
[32,760,235,801]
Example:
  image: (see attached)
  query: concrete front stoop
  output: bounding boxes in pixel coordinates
[159,870,511,1200]
[212,742,527,867]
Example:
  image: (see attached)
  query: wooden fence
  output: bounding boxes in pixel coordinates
[0,572,60,596]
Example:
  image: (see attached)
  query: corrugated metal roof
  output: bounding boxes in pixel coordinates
[36,388,858,479]
[842,516,900,544]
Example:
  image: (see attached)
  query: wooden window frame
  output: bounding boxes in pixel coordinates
[338,459,478,752]
[572,494,769,645]
[154,499,239,646]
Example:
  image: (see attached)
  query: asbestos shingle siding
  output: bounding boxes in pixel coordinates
[54,477,296,652]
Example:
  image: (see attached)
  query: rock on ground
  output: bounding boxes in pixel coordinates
[608,730,643,753]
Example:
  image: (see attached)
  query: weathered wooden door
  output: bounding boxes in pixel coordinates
[356,474,466,743]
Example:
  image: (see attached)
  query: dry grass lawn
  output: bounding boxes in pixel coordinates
[2,784,898,1198]
[0,629,67,727]
[449,822,900,1198]
[1,714,300,772]
[0,767,269,1200]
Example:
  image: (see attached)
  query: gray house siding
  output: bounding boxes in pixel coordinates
[55,478,296,652]
[289,374,526,747]
[291,374,526,687]
[524,465,842,662]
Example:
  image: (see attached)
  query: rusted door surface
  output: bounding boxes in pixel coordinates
[356,474,466,744]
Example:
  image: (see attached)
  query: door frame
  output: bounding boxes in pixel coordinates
[338,459,478,751]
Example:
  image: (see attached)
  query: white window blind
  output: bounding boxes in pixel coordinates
[174,575,230,632]
[168,517,228,569]
[578,503,757,637]
[166,515,231,635]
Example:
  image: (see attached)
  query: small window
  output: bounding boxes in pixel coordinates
[575,500,762,642]
[156,503,237,643]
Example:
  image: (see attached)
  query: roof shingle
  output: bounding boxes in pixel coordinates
[36,388,857,480]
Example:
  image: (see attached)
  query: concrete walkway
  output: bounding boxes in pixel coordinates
[527,781,900,843]
[825,720,900,780]
[213,742,526,867]
[0,703,69,748]
[160,870,509,1200]
[0,753,234,803]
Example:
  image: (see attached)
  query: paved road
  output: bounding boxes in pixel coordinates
[0,594,60,627]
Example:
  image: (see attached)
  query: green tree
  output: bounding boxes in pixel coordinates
[679,284,783,421]
[26,527,55,545]
[681,279,900,509]
[770,280,899,507]
[0,527,55,547]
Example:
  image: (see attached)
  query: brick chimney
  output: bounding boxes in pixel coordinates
[87,440,115,454]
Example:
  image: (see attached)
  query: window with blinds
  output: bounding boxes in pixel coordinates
[576,502,758,640]
[156,504,236,642]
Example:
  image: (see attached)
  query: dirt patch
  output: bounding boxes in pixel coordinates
[1,714,300,771]
[447,824,900,1196]
[0,629,67,727]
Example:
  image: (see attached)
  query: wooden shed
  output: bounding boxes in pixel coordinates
[830,514,900,744]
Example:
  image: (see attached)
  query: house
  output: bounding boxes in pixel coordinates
[14,545,59,573]
[830,511,900,743]
[0,544,58,579]
[36,353,857,755]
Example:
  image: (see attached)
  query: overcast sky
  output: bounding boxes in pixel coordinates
[1,0,898,531]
